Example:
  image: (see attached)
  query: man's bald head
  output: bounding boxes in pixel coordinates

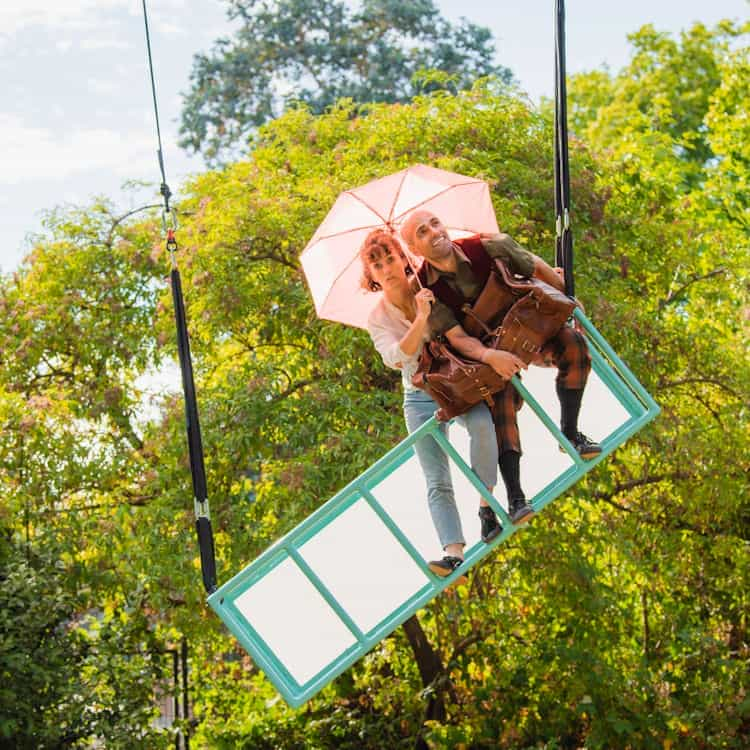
[400,210,434,249]
[399,210,453,263]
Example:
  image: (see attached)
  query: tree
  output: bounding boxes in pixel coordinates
[2,28,748,746]
[0,537,169,749]
[178,0,511,162]
[567,21,748,189]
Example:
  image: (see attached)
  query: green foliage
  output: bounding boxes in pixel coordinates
[568,20,748,190]
[0,539,169,749]
[1,20,748,748]
[178,0,512,162]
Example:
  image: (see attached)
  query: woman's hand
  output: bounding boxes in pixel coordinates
[414,288,434,319]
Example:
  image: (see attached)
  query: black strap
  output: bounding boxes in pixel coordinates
[554,0,575,299]
[169,232,217,593]
[142,2,217,594]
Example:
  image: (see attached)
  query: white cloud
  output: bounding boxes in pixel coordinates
[156,22,188,36]
[0,113,157,184]
[0,1,128,35]
[87,77,120,95]
[0,0,189,36]
[81,37,132,51]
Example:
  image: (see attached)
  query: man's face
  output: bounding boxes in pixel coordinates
[404,211,453,263]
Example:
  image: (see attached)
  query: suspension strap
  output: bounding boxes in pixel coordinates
[554,0,575,298]
[142,0,217,593]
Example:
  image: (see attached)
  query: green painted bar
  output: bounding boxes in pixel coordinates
[359,487,437,579]
[510,375,587,467]
[587,341,644,416]
[287,547,367,643]
[219,602,302,693]
[574,310,659,411]
[214,418,440,580]
[430,428,512,524]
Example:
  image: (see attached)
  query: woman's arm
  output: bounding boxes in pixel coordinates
[367,289,433,369]
[397,288,433,358]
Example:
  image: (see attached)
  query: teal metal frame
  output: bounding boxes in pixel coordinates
[208,311,659,707]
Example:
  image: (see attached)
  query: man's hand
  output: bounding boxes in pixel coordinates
[484,349,527,379]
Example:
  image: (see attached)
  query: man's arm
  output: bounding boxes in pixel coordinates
[531,254,565,292]
[481,232,565,292]
[444,325,526,380]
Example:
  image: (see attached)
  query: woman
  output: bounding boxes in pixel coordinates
[361,229,504,581]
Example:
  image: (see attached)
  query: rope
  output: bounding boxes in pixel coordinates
[141,0,172,221]
[141,0,217,594]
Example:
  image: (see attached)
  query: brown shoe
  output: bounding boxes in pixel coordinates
[428,556,468,584]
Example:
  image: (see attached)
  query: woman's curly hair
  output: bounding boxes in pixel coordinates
[359,229,412,292]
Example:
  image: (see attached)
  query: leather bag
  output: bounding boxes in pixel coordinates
[411,339,508,421]
[463,260,576,364]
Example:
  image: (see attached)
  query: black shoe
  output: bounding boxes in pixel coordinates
[564,432,602,459]
[478,506,502,543]
[508,494,535,525]
[428,556,468,584]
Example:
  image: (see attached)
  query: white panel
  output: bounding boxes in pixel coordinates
[234,557,356,686]
[369,453,442,560]
[299,499,429,633]
[514,365,631,496]
[371,430,493,557]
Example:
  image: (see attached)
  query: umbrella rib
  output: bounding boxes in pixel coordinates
[385,170,408,227]
[320,255,369,311]
[391,180,479,224]
[307,222,386,246]
[346,190,389,224]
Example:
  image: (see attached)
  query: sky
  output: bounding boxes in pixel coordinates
[0,0,747,274]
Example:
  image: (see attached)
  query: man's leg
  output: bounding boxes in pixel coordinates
[492,385,534,524]
[539,324,602,459]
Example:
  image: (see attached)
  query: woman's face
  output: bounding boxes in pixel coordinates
[366,248,408,291]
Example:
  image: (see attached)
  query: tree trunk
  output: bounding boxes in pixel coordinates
[401,613,446,749]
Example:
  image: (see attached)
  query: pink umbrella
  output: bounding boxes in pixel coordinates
[300,164,499,330]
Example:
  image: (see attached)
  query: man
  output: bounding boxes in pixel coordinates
[400,209,601,534]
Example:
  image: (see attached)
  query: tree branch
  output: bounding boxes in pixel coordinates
[235,240,298,270]
[592,471,694,502]
[106,204,162,248]
[659,267,727,308]
[448,632,484,664]
[658,376,740,399]
[592,470,749,541]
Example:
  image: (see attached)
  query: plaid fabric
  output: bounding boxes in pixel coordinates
[491,383,524,455]
[492,325,591,455]
[537,324,591,390]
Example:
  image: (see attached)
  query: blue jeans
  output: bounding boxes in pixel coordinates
[403,390,498,549]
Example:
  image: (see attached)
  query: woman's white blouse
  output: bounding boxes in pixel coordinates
[366,297,430,393]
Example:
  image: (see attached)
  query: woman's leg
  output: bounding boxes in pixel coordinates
[455,401,498,500]
[403,390,465,556]
[457,401,503,542]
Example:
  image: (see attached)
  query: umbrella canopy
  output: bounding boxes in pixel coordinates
[300,164,499,330]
